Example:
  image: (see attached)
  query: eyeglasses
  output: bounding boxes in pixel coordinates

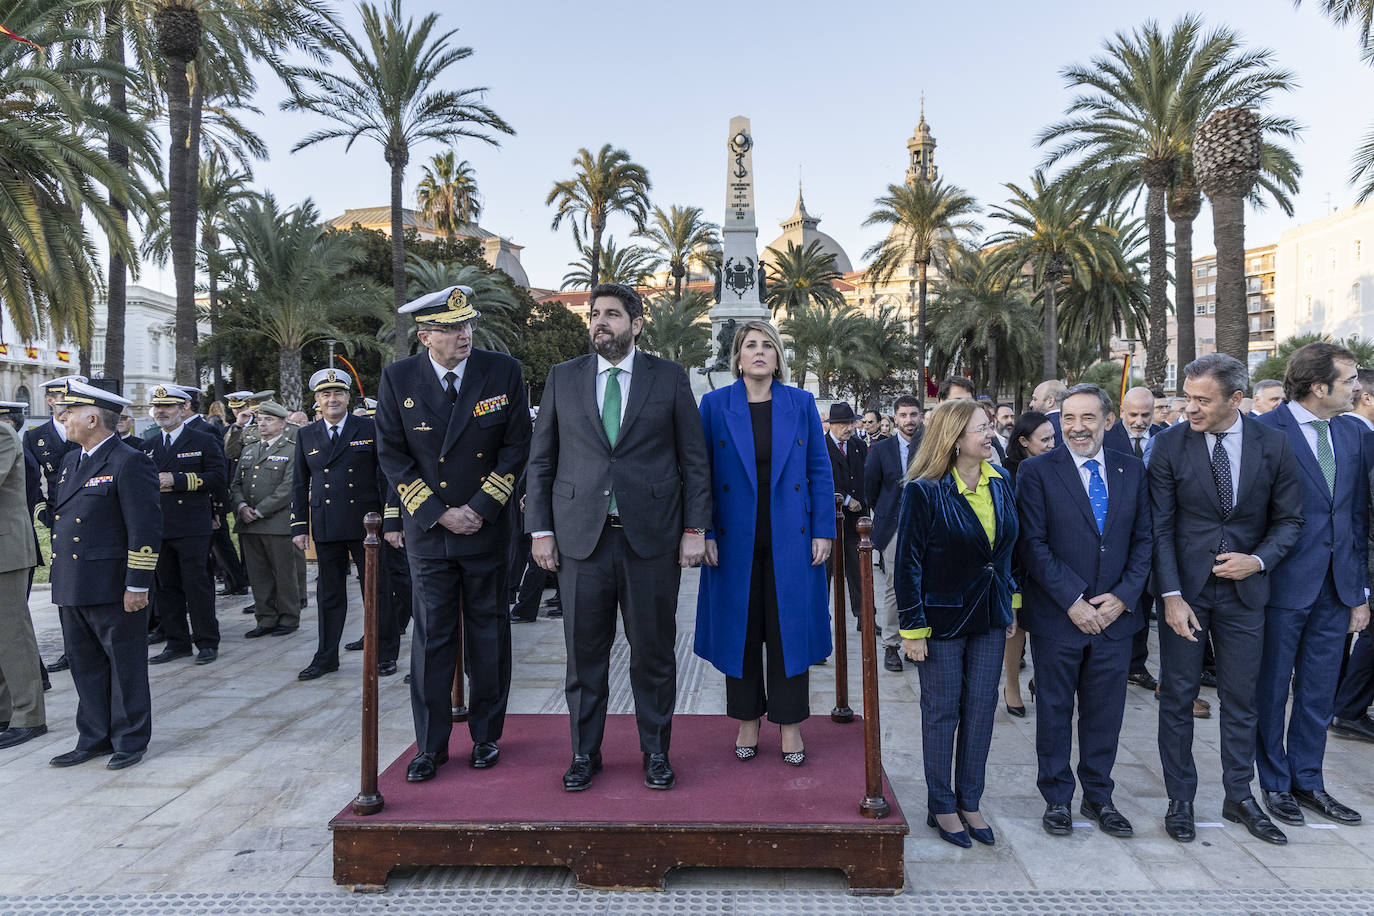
[966,424,991,436]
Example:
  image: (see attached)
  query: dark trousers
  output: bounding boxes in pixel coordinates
[1130,622,1151,676]
[915,629,1004,814]
[1030,632,1132,806]
[376,541,409,664]
[409,551,509,753]
[240,533,301,629]
[825,515,863,616]
[60,602,151,754]
[511,556,554,621]
[155,535,218,652]
[1335,625,1374,719]
[726,547,809,724]
[1256,572,1348,792]
[210,514,248,592]
[312,539,366,668]
[1158,578,1263,803]
[559,524,679,756]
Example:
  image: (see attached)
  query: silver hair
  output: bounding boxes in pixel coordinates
[1252,378,1283,396]
[1184,353,1249,397]
[1063,383,1112,415]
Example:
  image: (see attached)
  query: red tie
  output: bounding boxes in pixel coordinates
[839,440,846,457]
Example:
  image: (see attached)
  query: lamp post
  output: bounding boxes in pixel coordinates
[327,339,337,367]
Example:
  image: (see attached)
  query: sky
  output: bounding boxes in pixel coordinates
[135,0,1374,296]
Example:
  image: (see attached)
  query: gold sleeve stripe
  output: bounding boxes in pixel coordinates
[398,478,435,515]
[185,472,202,491]
[127,546,160,570]
[480,472,515,505]
[383,507,400,519]
[33,502,46,526]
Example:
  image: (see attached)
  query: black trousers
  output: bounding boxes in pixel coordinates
[825,515,863,616]
[1130,624,1150,675]
[511,543,557,621]
[377,541,410,664]
[1158,578,1263,803]
[313,539,366,668]
[559,524,679,756]
[409,551,510,753]
[60,602,151,754]
[1335,625,1374,720]
[726,548,809,725]
[210,514,249,592]
[155,535,219,652]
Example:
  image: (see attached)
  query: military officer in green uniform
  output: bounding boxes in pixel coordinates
[229,401,301,637]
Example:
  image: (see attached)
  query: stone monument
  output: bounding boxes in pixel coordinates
[706,116,771,377]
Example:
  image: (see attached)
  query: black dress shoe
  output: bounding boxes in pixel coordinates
[240,604,256,615]
[1262,790,1305,825]
[268,625,297,636]
[149,647,192,664]
[0,724,47,749]
[1042,803,1073,836]
[883,645,903,673]
[218,586,249,597]
[470,741,500,769]
[1199,669,1218,688]
[45,654,70,672]
[563,752,602,791]
[405,749,448,783]
[378,660,398,676]
[300,598,308,609]
[1292,788,1362,824]
[403,673,412,684]
[244,626,272,639]
[643,752,675,789]
[107,750,144,770]
[344,638,364,652]
[297,662,338,680]
[147,632,166,645]
[1222,796,1287,844]
[1127,670,1158,691]
[1081,800,1133,837]
[195,648,217,665]
[509,613,537,623]
[1165,799,1195,842]
[50,744,113,767]
[1004,689,1026,719]
[545,608,563,619]
[1330,714,1374,743]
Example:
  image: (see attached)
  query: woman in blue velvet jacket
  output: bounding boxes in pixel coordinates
[896,398,1019,848]
[695,320,834,765]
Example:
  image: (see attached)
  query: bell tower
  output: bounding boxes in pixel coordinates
[905,95,938,186]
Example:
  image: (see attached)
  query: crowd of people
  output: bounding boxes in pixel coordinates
[0,280,1370,858]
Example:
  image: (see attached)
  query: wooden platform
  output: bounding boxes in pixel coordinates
[330,713,908,893]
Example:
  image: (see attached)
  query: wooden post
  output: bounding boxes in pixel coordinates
[855,516,890,819]
[831,493,853,723]
[352,512,384,816]
[451,595,468,722]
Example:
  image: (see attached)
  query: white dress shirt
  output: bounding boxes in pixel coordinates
[158,423,185,448]
[1347,411,1374,432]
[1070,447,1109,499]
[896,430,915,472]
[1203,410,1244,501]
[53,416,68,443]
[595,348,634,422]
[1287,399,1339,468]
[430,351,466,394]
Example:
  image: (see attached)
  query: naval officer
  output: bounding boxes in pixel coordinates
[375,285,531,783]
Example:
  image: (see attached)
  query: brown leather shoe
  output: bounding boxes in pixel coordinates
[1153,685,1211,717]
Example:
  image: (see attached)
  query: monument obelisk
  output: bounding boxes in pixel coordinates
[708,116,770,369]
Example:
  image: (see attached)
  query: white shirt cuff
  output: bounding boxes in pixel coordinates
[531,530,554,539]
[127,587,148,593]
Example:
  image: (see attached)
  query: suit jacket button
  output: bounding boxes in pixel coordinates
[440,482,447,488]
[719,440,725,446]
[439,457,445,463]
[795,484,801,490]
[801,527,805,533]
[603,490,611,496]
[476,452,483,459]
[798,438,803,445]
[73,537,79,542]
[723,484,729,491]
[325,499,331,504]
[72,554,78,559]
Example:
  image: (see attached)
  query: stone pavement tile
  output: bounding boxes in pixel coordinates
[1230,833,1374,868]
[90,872,173,893]
[135,769,255,825]
[211,825,330,854]
[998,814,1156,889]
[100,823,180,850]
[77,783,190,808]
[905,861,1034,891]
[297,844,336,879]
[281,874,353,893]
[30,845,149,893]
[1270,866,1374,888]
[104,754,241,789]
[136,846,320,893]
[1189,829,1286,888]
[0,874,43,894]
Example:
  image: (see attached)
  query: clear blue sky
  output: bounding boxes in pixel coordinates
[137,0,1374,294]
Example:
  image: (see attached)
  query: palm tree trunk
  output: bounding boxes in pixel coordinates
[916,259,929,406]
[208,266,223,401]
[103,0,127,384]
[673,266,683,302]
[389,156,409,364]
[1042,276,1059,381]
[589,217,605,291]
[1142,174,1171,389]
[1173,215,1196,392]
[167,54,197,383]
[280,345,302,411]
[987,332,999,401]
[1212,194,1248,363]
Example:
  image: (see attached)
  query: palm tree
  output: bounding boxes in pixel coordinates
[546,144,651,290]
[835,305,920,408]
[416,150,480,239]
[930,253,1040,399]
[1057,213,1151,361]
[284,0,515,363]
[986,172,1113,381]
[215,196,385,409]
[763,240,846,319]
[779,303,877,399]
[402,256,518,353]
[640,291,712,369]
[635,204,718,301]
[862,177,981,403]
[1298,1,1374,198]
[560,238,659,290]
[1040,15,1299,389]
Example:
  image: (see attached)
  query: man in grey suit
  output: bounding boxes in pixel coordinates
[0,406,45,749]
[528,282,711,792]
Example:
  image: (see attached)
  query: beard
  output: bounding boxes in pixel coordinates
[591,326,633,362]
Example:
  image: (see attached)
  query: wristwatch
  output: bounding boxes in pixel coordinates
[684,527,708,536]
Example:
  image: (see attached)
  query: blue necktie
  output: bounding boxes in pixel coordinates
[1084,458,1107,534]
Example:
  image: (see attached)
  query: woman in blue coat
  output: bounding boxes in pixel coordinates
[696,320,834,765]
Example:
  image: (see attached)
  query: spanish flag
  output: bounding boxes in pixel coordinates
[0,343,7,356]
[0,24,40,49]
[56,350,70,363]
[24,346,36,359]
[1119,352,1132,408]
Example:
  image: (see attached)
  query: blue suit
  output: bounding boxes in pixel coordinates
[863,434,914,553]
[1103,421,1130,455]
[1046,411,1063,448]
[695,380,834,680]
[1015,446,1152,807]
[1253,403,1370,793]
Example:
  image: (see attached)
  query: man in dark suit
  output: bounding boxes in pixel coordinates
[1016,384,1152,839]
[826,401,867,626]
[24,375,85,504]
[179,387,250,598]
[46,381,161,769]
[376,285,531,783]
[143,385,224,667]
[1030,379,1069,447]
[1149,354,1304,846]
[1253,343,1369,827]
[1113,386,1165,691]
[527,282,709,792]
[290,369,384,681]
[864,394,922,672]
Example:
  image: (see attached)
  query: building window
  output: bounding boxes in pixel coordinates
[1249,316,1260,333]
[1356,240,1363,263]
[1248,295,1262,314]
[1196,266,1208,279]
[14,385,30,412]
[1195,284,1207,299]
[1306,254,1314,276]
[1329,247,1338,272]
[1208,301,1216,314]
[1305,295,1313,320]
[1195,303,1207,316]
[1353,282,1364,313]
[1165,362,1177,390]
[1246,277,1261,293]
[150,332,159,372]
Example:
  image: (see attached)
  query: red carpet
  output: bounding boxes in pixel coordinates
[334,713,903,826]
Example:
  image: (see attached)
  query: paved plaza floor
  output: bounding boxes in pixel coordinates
[4,560,1374,913]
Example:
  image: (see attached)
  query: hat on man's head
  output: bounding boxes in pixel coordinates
[225,390,254,410]
[250,389,275,404]
[255,400,288,419]
[56,380,132,413]
[399,285,480,326]
[359,397,377,416]
[308,368,351,393]
[42,374,87,391]
[827,401,858,424]
[149,384,191,405]
[0,400,27,420]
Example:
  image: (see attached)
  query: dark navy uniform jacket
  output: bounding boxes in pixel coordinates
[23,442,44,560]
[375,349,531,559]
[289,413,382,543]
[24,418,79,501]
[141,424,225,540]
[50,435,162,606]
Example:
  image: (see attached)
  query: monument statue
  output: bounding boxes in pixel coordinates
[708,116,770,370]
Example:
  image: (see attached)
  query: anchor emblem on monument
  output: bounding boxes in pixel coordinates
[730,129,752,179]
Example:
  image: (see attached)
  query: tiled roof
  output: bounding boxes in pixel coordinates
[323,206,496,240]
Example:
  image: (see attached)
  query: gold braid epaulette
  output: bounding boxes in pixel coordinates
[127,546,159,570]
[480,472,515,505]
[33,501,46,527]
[398,478,434,515]
[383,506,400,519]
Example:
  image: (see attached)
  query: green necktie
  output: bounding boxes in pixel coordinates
[1313,419,1335,497]
[603,367,622,513]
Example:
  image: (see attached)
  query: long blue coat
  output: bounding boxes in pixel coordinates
[694,379,835,678]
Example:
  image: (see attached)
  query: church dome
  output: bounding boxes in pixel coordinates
[763,186,853,274]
